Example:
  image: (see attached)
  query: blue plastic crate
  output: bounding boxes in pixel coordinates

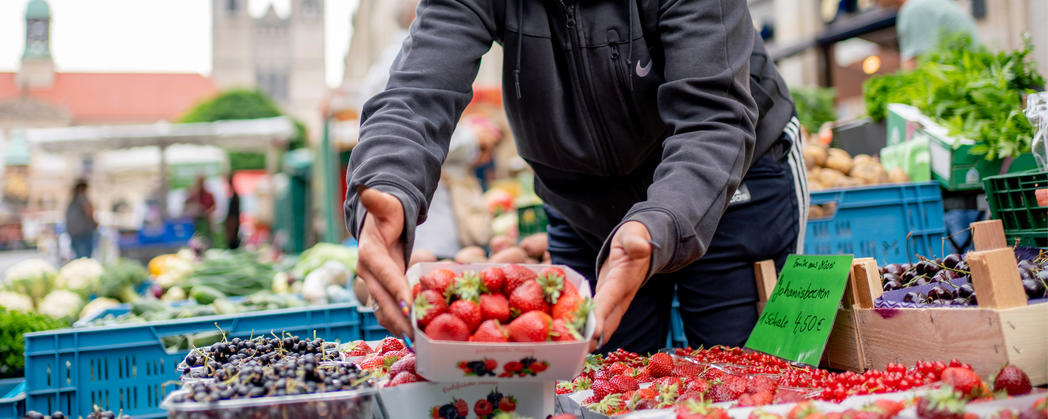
[24,303,361,418]
[357,307,394,341]
[0,378,25,418]
[805,182,946,265]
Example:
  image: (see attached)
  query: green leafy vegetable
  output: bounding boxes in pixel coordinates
[791,86,838,135]
[0,308,66,378]
[864,34,1045,159]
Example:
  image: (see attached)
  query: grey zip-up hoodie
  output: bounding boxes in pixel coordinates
[345,0,795,279]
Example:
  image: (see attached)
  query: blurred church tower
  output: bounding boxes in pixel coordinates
[211,0,325,138]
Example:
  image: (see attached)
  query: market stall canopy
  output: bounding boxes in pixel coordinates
[23,117,295,154]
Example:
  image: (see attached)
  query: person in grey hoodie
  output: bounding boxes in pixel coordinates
[347,0,808,354]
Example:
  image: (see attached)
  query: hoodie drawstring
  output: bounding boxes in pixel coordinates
[626,0,634,91]
[514,0,524,99]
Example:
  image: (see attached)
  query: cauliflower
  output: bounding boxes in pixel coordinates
[0,291,34,312]
[302,261,350,303]
[79,297,121,320]
[4,258,56,302]
[57,258,104,296]
[38,290,84,321]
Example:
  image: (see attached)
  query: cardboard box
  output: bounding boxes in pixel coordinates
[409,263,596,383]
[379,380,553,418]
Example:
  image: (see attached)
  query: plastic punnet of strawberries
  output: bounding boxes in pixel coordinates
[414,265,592,342]
[341,337,425,387]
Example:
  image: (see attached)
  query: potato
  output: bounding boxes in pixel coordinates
[519,233,548,259]
[888,167,910,183]
[489,235,515,254]
[852,154,874,168]
[818,168,845,187]
[850,163,882,185]
[825,148,854,174]
[489,246,528,263]
[409,249,437,267]
[809,205,825,219]
[803,144,827,168]
[808,180,825,191]
[454,246,488,264]
[833,176,863,188]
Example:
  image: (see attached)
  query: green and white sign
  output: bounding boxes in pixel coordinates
[745,255,853,366]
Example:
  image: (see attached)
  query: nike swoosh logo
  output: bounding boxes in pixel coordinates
[636,59,652,77]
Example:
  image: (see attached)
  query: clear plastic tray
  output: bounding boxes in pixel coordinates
[161,387,384,419]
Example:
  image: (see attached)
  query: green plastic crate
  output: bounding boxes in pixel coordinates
[983,170,1048,247]
[925,130,1039,191]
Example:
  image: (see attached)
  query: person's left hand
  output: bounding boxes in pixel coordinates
[590,221,653,352]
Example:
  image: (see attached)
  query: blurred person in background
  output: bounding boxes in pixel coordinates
[184,176,216,245]
[65,179,97,259]
[225,174,241,250]
[876,0,980,68]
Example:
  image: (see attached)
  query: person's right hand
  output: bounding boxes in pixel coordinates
[356,187,414,339]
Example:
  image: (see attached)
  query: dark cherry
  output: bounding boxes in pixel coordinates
[957,283,975,298]
[926,286,953,301]
[883,264,904,276]
[903,291,925,303]
[942,254,962,269]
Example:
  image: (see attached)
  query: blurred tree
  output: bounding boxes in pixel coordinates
[179,89,308,171]
[790,86,838,135]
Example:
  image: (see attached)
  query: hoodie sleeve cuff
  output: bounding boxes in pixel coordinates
[595,208,679,283]
[345,182,421,262]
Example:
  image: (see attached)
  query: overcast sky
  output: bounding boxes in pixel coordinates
[0,0,357,87]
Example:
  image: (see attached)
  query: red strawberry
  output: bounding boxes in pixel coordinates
[993,364,1033,396]
[607,362,629,376]
[419,268,456,295]
[686,378,710,395]
[747,375,779,395]
[470,319,509,342]
[412,283,421,299]
[916,391,968,419]
[634,369,654,383]
[610,374,639,392]
[379,337,406,354]
[453,398,468,417]
[871,399,905,417]
[423,313,470,341]
[709,383,739,403]
[359,354,385,371]
[479,293,510,323]
[591,379,618,400]
[506,310,553,342]
[537,267,570,303]
[573,376,594,391]
[941,367,985,399]
[677,399,730,419]
[655,376,683,390]
[502,264,537,296]
[449,299,482,332]
[509,280,550,315]
[387,371,420,387]
[737,390,774,407]
[414,289,448,330]
[473,399,493,417]
[481,266,505,294]
[449,271,484,302]
[388,355,416,377]
[498,396,517,412]
[342,340,371,357]
[552,318,582,341]
[646,353,674,378]
[787,401,822,419]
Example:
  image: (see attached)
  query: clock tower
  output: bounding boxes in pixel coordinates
[17,0,55,88]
